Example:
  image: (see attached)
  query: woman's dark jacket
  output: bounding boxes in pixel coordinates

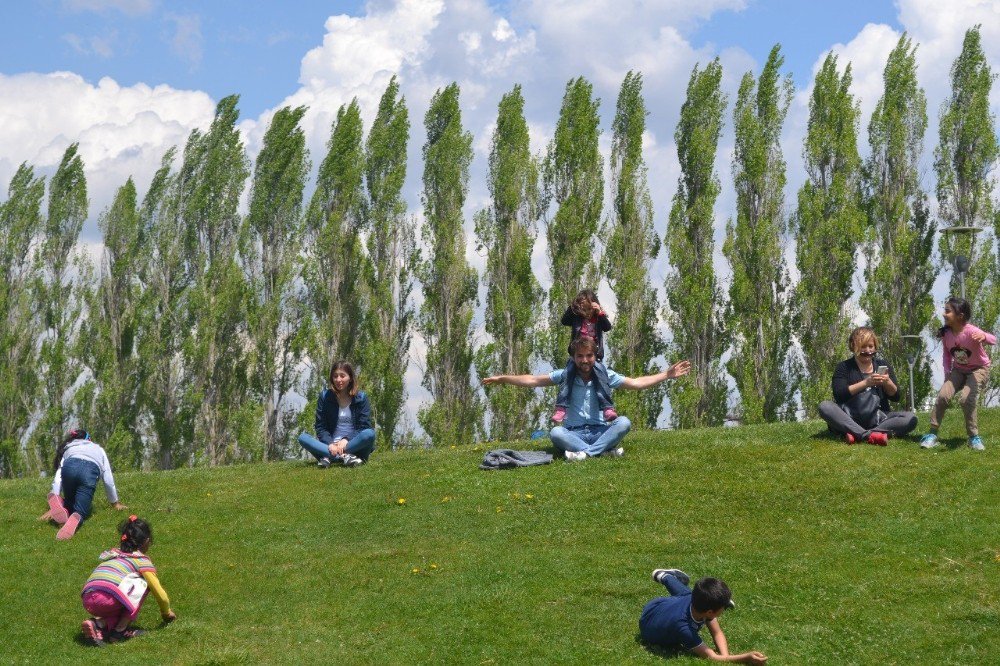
[561,308,612,360]
[315,390,373,444]
[831,357,901,413]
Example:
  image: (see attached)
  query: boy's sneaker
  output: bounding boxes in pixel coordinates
[652,568,690,586]
[81,619,105,646]
[341,453,364,467]
[845,433,856,445]
[602,408,618,422]
[564,450,586,462]
[602,447,625,458]
[919,433,939,449]
[317,457,332,468]
[108,627,146,643]
[47,493,69,524]
[56,512,82,540]
[551,407,566,424]
[867,432,888,446]
[969,435,985,451]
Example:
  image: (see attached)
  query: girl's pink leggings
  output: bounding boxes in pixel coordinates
[82,590,140,631]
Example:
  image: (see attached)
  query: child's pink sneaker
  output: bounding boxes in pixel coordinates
[551,407,566,424]
[56,512,82,540]
[845,433,856,445]
[47,493,69,524]
[603,408,618,422]
[81,618,105,646]
[868,432,888,446]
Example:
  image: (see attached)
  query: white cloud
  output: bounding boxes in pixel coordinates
[0,72,215,240]
[62,0,156,16]
[63,31,118,59]
[165,13,203,68]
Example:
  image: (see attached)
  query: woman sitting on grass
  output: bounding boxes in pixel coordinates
[818,326,916,445]
[298,360,375,468]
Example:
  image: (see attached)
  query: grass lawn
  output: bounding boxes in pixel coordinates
[1,410,998,664]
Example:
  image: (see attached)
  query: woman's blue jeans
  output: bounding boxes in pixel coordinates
[298,429,376,462]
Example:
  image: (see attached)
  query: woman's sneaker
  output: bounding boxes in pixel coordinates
[341,453,364,467]
[81,619,105,646]
[969,435,985,451]
[919,433,939,449]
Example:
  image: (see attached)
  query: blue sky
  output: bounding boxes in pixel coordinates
[2,1,899,118]
[2,0,998,424]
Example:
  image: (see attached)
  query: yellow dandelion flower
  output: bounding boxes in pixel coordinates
[525,494,534,499]
[397,498,407,505]
[430,563,438,569]
[412,568,420,574]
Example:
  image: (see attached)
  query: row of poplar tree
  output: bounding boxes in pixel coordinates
[2,28,998,477]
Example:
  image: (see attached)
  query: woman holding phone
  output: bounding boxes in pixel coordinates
[817,326,917,445]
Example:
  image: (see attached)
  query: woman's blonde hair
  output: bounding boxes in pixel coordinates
[847,326,878,352]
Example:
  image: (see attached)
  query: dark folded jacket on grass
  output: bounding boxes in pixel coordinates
[479,449,553,470]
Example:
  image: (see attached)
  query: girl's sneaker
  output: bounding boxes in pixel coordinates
[108,627,146,643]
[919,433,939,449]
[845,433,856,445]
[56,512,82,540]
[551,407,566,424]
[81,619,105,646]
[969,435,985,451]
[602,408,618,422]
[47,493,69,524]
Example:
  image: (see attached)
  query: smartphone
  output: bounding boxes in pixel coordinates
[876,365,888,375]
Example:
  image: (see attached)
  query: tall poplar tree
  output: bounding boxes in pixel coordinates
[604,71,664,428]
[140,149,194,469]
[304,100,367,373]
[243,106,311,460]
[475,84,544,440]
[542,77,603,367]
[934,26,999,403]
[724,45,796,424]
[862,34,937,407]
[794,53,865,416]
[178,95,253,464]
[418,83,480,446]
[360,77,416,448]
[0,164,45,475]
[78,178,146,467]
[33,143,89,467]
[664,60,729,429]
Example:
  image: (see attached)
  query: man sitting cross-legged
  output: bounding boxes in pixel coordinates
[481,337,691,460]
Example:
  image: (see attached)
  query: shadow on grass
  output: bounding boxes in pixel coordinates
[941,437,967,450]
[634,633,684,660]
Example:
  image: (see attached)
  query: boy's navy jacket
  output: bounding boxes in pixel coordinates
[561,307,612,360]
[315,390,372,444]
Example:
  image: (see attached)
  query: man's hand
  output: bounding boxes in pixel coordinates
[482,376,503,386]
[666,360,692,379]
[328,440,348,456]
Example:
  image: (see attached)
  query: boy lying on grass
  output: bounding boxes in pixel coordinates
[640,569,767,664]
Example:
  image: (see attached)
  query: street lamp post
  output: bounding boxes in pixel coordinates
[900,334,922,412]
[938,225,984,299]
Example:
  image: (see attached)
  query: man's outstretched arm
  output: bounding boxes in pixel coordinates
[619,360,691,390]
[482,374,555,388]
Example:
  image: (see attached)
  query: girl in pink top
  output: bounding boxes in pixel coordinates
[921,297,996,451]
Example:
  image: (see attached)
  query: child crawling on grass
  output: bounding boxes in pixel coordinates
[79,516,175,646]
[640,568,767,664]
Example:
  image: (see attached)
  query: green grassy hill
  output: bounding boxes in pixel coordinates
[2,411,998,664]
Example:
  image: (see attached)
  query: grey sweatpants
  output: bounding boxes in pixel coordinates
[818,400,917,439]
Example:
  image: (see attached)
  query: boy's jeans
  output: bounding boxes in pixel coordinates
[554,359,614,410]
[660,572,691,597]
[298,429,376,461]
[549,417,632,457]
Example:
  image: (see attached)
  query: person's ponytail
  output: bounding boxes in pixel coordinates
[53,428,88,473]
